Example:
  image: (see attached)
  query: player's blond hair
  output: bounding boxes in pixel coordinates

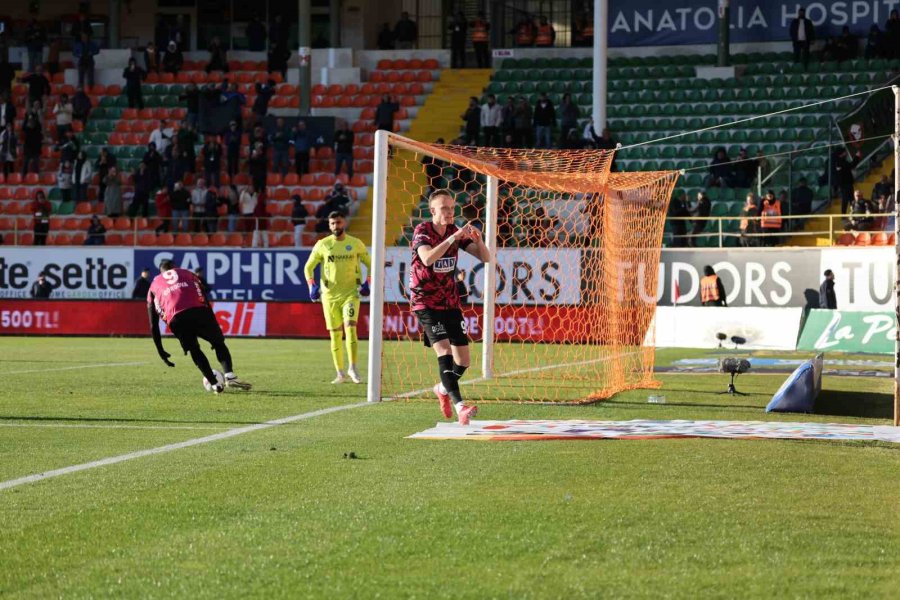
[428,189,453,206]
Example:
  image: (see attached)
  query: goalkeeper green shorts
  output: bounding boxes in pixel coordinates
[322,293,360,330]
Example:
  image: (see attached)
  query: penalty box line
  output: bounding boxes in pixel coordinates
[0,401,372,492]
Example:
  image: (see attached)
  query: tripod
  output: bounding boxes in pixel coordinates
[718,370,748,396]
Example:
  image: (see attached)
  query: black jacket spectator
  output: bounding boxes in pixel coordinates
[377,24,395,50]
[708,148,732,187]
[123,60,146,109]
[132,273,151,299]
[206,38,228,72]
[267,45,290,78]
[334,128,354,155]
[72,89,92,123]
[0,60,15,97]
[162,42,183,74]
[667,192,690,247]
[22,70,51,106]
[246,17,267,52]
[532,98,556,127]
[394,13,418,48]
[30,275,53,299]
[791,180,814,216]
[375,96,400,132]
[170,186,190,212]
[253,81,276,118]
[85,216,107,246]
[819,276,837,309]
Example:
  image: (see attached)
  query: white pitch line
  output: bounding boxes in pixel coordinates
[0,402,372,492]
[0,423,233,431]
[2,361,148,375]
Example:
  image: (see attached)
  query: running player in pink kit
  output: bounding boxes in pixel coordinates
[147,259,252,393]
[411,190,492,425]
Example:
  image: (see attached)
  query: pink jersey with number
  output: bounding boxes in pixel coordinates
[147,268,208,323]
[409,221,471,311]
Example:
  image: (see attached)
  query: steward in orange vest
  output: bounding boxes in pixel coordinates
[515,18,535,46]
[759,193,782,246]
[700,265,727,306]
[535,17,555,47]
[471,12,491,69]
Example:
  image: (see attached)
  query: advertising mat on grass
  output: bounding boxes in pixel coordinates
[409,419,900,443]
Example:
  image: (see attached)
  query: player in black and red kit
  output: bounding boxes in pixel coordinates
[410,190,492,424]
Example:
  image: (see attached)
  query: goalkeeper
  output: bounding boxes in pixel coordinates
[304,210,372,384]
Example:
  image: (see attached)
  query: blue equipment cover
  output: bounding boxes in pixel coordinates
[765,354,823,414]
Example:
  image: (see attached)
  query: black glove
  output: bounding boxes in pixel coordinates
[158,348,175,367]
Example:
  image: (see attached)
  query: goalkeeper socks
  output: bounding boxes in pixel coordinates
[437,354,464,405]
[344,325,358,368]
[329,329,346,373]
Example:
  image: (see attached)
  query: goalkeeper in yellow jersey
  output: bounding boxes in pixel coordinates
[304,211,372,384]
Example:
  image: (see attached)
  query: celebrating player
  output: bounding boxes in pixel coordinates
[147,259,252,393]
[304,210,372,384]
[411,190,492,425]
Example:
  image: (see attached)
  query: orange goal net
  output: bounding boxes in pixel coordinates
[367,132,679,404]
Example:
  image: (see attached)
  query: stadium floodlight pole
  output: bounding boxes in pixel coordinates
[298,0,312,116]
[893,85,899,427]
[591,0,607,129]
[367,130,390,403]
[482,175,499,380]
[717,0,730,67]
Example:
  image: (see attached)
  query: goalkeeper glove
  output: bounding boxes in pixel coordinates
[359,279,370,297]
[308,280,320,302]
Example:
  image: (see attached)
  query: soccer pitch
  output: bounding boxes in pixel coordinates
[1,337,899,598]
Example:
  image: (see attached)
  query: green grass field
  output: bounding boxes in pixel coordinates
[1,337,899,598]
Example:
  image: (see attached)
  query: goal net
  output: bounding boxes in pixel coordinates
[367,131,679,403]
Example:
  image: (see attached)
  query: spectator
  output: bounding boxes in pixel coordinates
[26,99,44,129]
[737,192,761,247]
[667,190,690,247]
[533,93,555,149]
[315,182,351,231]
[253,80,276,126]
[73,32,99,89]
[142,142,163,190]
[20,114,42,176]
[95,147,116,202]
[270,117,292,177]
[170,16,187,50]
[887,10,900,59]
[377,23,395,50]
[25,19,45,72]
[689,191,711,247]
[559,128,583,150]
[57,160,74,204]
[759,189,783,244]
[0,56,15,97]
[0,125,14,178]
[513,14,535,47]
[170,181,190,232]
[848,189,873,230]
[206,36,228,73]
[132,267,152,297]
[201,138,222,187]
[71,11,94,40]
[876,191,895,231]
[203,185,219,233]
[251,187,269,248]
[291,194,308,247]
[700,266,727,307]
[129,162,151,218]
[791,177,814,218]
[248,123,268,150]
[72,86,92,125]
[833,147,861,213]
[375,94,400,133]
[122,58,146,109]
[267,42,290,80]
[32,190,51,245]
[270,14,289,51]
[149,122,173,160]
[865,25,885,60]
[394,12,418,49]
[104,167,123,217]
[471,12,491,69]
[558,93,580,147]
[30,272,54,298]
[246,15,267,52]
[239,184,259,232]
[513,95,532,147]
[57,128,80,164]
[790,7,815,69]
[50,93,73,143]
[500,96,515,140]
[176,119,198,173]
[74,150,92,204]
[83,214,107,246]
[456,270,469,303]
[224,120,242,176]
[162,41,183,74]
[333,122,354,179]
[292,121,311,176]
[707,147,732,188]
[449,12,468,69]
[819,270,837,309]
[461,97,481,145]
[873,174,892,202]
[221,184,239,233]
[0,92,14,130]
[480,94,502,147]
[190,178,208,232]
[834,26,858,61]
[534,16,556,47]
[501,132,517,148]
[248,145,268,192]
[731,147,757,188]
[154,186,172,234]
[21,65,51,110]
[143,41,160,74]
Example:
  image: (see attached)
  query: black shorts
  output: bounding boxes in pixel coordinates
[415,308,468,348]
[169,306,225,354]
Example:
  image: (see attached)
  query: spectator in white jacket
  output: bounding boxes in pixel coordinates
[480,94,503,147]
[149,119,173,155]
[74,150,93,204]
[189,178,207,233]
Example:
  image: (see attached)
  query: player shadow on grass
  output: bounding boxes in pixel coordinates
[814,390,894,420]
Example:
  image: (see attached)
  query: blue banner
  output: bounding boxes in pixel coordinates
[607,0,896,47]
[134,249,313,301]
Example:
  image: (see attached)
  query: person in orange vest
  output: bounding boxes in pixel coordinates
[700,265,728,307]
[759,189,783,246]
[535,16,555,48]
[513,15,535,47]
[738,192,760,247]
[470,11,491,69]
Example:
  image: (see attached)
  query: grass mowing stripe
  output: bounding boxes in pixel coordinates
[2,361,149,375]
[0,423,233,431]
[0,401,372,492]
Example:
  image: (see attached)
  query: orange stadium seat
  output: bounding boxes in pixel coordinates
[156,233,174,245]
[15,188,31,200]
[853,232,871,246]
[376,59,392,70]
[24,173,39,185]
[6,173,22,185]
[225,233,244,246]
[105,233,123,245]
[392,59,408,69]
[409,58,423,69]
[423,58,439,69]
[70,232,86,245]
[193,233,209,246]
[209,232,226,246]
[174,233,192,246]
[137,233,155,246]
